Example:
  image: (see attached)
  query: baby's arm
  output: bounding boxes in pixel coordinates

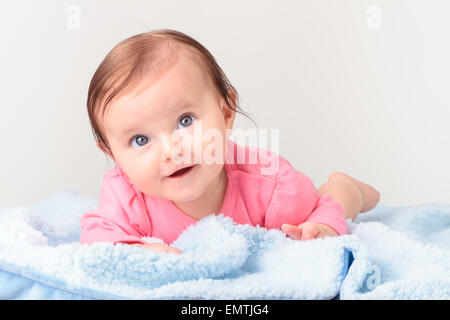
[280,192,348,241]
[80,170,181,253]
[81,213,182,253]
[280,192,347,240]
[263,157,347,239]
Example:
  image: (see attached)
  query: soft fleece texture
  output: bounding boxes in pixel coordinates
[0,191,449,299]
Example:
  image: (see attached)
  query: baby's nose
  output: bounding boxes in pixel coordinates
[160,135,183,162]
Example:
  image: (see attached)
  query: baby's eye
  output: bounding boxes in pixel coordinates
[178,114,195,129]
[131,135,149,148]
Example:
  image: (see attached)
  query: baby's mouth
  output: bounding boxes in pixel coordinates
[168,165,196,178]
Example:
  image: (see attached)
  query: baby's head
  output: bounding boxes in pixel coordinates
[87,29,251,203]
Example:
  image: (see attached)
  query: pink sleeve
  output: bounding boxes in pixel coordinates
[264,157,348,235]
[305,193,348,235]
[80,170,150,245]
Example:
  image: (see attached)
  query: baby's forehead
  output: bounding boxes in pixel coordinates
[100,41,217,123]
[131,46,215,98]
[160,43,212,84]
[152,41,208,78]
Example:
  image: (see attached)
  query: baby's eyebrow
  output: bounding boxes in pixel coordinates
[121,127,137,134]
[119,101,193,135]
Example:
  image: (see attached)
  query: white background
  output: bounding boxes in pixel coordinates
[1,0,449,207]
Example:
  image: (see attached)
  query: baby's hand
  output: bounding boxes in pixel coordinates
[132,243,182,254]
[281,222,338,241]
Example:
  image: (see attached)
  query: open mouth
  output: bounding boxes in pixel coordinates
[168,165,196,178]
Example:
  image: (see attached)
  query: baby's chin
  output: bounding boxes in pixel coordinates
[140,190,199,204]
[166,180,217,205]
[167,188,204,204]
[141,183,200,203]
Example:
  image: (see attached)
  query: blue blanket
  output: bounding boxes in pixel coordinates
[0,191,448,299]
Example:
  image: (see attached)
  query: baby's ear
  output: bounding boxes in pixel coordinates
[219,88,235,126]
[96,140,115,160]
[96,140,104,152]
[227,88,237,108]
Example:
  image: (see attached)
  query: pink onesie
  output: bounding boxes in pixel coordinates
[80,139,348,245]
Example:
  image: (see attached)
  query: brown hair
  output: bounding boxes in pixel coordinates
[87,29,256,159]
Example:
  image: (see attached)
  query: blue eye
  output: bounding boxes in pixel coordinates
[178,114,195,129]
[131,135,149,148]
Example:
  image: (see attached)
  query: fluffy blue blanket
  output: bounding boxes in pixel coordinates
[0,191,448,299]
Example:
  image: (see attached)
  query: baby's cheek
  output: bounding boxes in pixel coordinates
[130,171,162,197]
[139,182,164,199]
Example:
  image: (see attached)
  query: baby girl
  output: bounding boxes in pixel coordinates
[81,29,380,254]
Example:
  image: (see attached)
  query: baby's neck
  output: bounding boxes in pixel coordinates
[172,167,228,220]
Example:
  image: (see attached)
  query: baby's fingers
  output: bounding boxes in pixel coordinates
[281,224,302,240]
[282,223,320,241]
[164,245,182,254]
[134,243,182,254]
[300,223,320,240]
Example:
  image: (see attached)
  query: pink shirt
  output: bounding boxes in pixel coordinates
[80,139,348,245]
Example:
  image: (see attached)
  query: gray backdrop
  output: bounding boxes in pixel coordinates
[1,0,449,207]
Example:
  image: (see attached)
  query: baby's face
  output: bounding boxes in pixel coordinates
[101,54,235,203]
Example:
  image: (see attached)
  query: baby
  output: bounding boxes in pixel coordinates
[81,29,380,254]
